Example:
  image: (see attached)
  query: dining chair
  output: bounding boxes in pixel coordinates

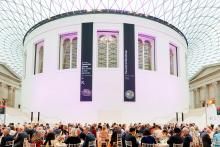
[173,143,183,147]
[141,143,156,147]
[125,140,132,147]
[88,140,96,147]
[5,140,14,147]
[68,143,81,147]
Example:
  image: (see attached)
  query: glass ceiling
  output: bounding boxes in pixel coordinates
[0,0,220,79]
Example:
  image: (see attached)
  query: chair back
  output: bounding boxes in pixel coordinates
[173,144,183,147]
[88,140,96,147]
[213,141,220,145]
[100,140,108,147]
[5,140,14,147]
[125,140,132,147]
[142,143,156,147]
[68,143,81,147]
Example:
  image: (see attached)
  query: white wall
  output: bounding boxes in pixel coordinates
[22,14,189,123]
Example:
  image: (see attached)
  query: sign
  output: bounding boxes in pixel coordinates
[80,23,93,101]
[124,23,136,102]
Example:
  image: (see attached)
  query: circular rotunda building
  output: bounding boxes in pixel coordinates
[21,10,189,123]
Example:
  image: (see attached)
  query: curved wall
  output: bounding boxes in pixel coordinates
[22,13,189,123]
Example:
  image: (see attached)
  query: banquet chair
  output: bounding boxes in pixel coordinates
[23,138,29,147]
[5,140,14,147]
[88,140,96,147]
[173,144,183,147]
[100,140,108,147]
[125,140,132,147]
[213,140,220,146]
[141,143,156,147]
[68,143,81,147]
[112,142,117,147]
[117,134,122,147]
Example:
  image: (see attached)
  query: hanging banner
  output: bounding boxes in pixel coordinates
[124,23,136,102]
[0,100,6,114]
[80,23,93,101]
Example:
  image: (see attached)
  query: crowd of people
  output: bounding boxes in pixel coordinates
[0,122,219,147]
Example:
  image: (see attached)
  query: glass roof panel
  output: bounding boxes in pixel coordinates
[0,0,220,78]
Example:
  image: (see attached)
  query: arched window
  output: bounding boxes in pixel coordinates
[63,39,71,69]
[108,35,117,68]
[144,40,152,70]
[34,41,44,74]
[170,49,174,75]
[138,34,155,70]
[97,31,118,68]
[98,35,107,67]
[169,43,178,76]
[138,39,143,69]
[38,46,44,73]
[60,33,77,69]
[71,37,77,68]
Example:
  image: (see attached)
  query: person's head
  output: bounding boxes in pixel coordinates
[129,127,136,135]
[102,126,107,131]
[162,129,168,136]
[206,127,212,134]
[182,127,190,136]
[174,127,181,135]
[70,128,78,137]
[84,126,90,134]
[18,126,24,133]
[143,129,151,136]
[3,127,10,136]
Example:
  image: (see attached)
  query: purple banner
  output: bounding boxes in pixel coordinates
[80,23,93,101]
[124,23,136,102]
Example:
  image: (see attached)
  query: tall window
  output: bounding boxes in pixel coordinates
[97,31,118,68]
[169,43,178,76]
[138,34,155,70]
[60,32,77,69]
[34,41,44,74]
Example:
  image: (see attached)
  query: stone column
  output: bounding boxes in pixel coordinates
[11,87,15,107]
[7,86,13,107]
[0,82,2,98]
[202,85,208,107]
[196,88,201,108]
[213,81,220,106]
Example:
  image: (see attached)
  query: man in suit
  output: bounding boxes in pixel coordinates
[167,127,183,147]
[14,126,28,147]
[125,127,139,147]
[0,127,14,147]
[182,127,192,147]
[82,126,96,147]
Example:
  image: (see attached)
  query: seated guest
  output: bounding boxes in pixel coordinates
[0,127,14,147]
[14,126,29,147]
[182,127,192,147]
[99,126,109,147]
[141,129,156,145]
[159,129,169,144]
[167,128,183,147]
[110,126,121,147]
[99,126,109,142]
[64,128,81,145]
[31,131,43,147]
[201,127,212,147]
[125,127,139,147]
[82,126,96,147]
[44,129,55,146]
